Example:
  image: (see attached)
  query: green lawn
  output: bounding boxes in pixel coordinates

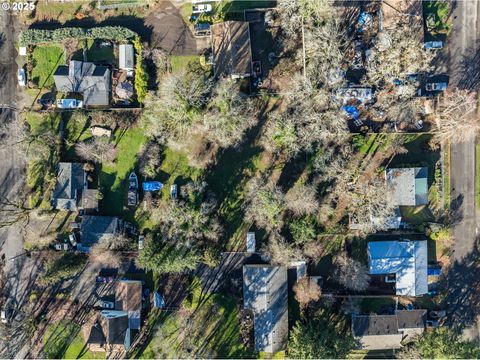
[44,320,105,359]
[86,39,115,63]
[136,281,252,359]
[99,126,147,217]
[32,45,65,89]
[218,0,276,12]
[170,55,199,73]
[360,297,396,313]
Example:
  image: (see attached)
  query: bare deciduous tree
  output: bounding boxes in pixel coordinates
[293,276,321,308]
[264,231,301,266]
[333,252,369,292]
[286,184,319,216]
[433,89,480,144]
[75,137,117,164]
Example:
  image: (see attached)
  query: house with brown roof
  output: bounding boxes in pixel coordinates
[212,21,252,79]
[86,280,143,353]
[352,309,427,350]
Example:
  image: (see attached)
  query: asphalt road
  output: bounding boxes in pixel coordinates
[443,0,480,339]
[0,9,37,357]
[448,1,478,261]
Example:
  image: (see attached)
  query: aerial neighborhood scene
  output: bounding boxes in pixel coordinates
[2,0,480,358]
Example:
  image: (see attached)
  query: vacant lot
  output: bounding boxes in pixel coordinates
[31,45,64,89]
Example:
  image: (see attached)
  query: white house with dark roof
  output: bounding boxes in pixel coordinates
[386,167,428,206]
[368,240,428,296]
[243,265,288,353]
[52,162,87,211]
[352,309,427,350]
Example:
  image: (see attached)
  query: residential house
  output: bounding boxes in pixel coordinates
[386,167,428,206]
[54,60,111,106]
[243,265,288,353]
[368,240,428,296]
[79,215,123,251]
[52,162,86,211]
[352,309,427,350]
[119,44,134,71]
[87,280,143,352]
[212,21,253,79]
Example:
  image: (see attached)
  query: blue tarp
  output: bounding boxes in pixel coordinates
[342,105,359,120]
[59,99,78,108]
[142,181,163,192]
[427,267,441,276]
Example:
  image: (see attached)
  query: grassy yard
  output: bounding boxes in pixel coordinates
[86,39,115,63]
[170,55,199,73]
[99,126,147,218]
[32,45,65,89]
[44,320,105,359]
[360,297,396,313]
[34,2,82,23]
[137,282,252,358]
[423,0,451,35]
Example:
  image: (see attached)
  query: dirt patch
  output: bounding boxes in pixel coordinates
[145,1,197,55]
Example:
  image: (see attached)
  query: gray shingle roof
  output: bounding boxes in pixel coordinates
[80,215,120,247]
[396,310,427,329]
[352,314,399,337]
[386,167,428,206]
[99,310,129,345]
[243,265,288,353]
[54,60,111,106]
[52,162,85,211]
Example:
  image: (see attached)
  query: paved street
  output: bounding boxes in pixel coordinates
[0,9,38,357]
[444,0,480,339]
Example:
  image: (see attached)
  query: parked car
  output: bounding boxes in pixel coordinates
[99,300,115,309]
[1,310,7,324]
[429,310,447,319]
[426,319,439,328]
[68,233,78,247]
[138,235,145,251]
[37,98,54,107]
[17,68,26,87]
[194,22,211,36]
[96,276,114,283]
[192,4,212,13]
[424,41,443,49]
[170,184,178,199]
[426,81,447,92]
[56,99,83,109]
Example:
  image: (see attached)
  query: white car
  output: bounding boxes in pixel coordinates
[426,82,447,92]
[192,4,212,13]
[17,69,26,87]
[56,99,84,109]
[138,235,145,251]
[1,310,7,324]
[68,233,77,247]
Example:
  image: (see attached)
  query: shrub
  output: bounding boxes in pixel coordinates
[133,36,149,104]
[19,26,137,46]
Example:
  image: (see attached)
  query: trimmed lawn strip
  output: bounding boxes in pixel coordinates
[32,45,65,89]
[99,126,147,218]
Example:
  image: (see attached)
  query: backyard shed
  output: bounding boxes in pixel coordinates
[119,44,135,71]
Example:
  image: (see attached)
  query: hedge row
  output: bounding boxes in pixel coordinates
[19,26,137,45]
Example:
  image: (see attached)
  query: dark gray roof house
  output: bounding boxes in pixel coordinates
[54,60,111,106]
[386,167,428,206]
[80,189,99,214]
[87,310,132,351]
[79,215,122,250]
[352,310,427,350]
[119,44,134,71]
[243,265,288,353]
[52,162,86,211]
[212,21,252,79]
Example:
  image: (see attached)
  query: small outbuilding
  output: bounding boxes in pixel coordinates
[386,167,428,206]
[119,44,135,71]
